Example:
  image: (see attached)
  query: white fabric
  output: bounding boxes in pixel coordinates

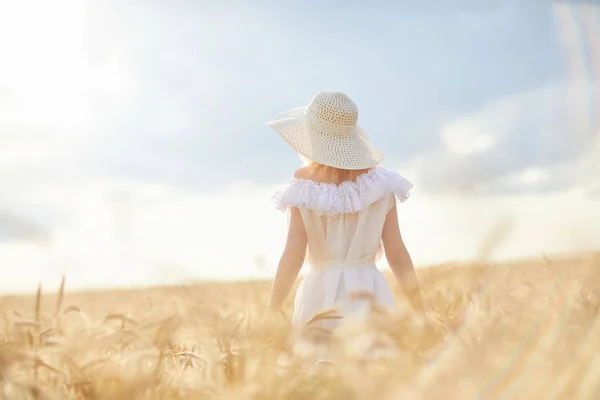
[265,92,385,170]
[271,168,412,354]
[272,167,412,216]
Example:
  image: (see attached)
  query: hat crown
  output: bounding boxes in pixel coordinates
[265,90,385,170]
[307,92,358,127]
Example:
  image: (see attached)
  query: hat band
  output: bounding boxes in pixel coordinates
[305,108,357,138]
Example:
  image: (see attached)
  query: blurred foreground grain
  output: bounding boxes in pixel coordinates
[1,252,599,399]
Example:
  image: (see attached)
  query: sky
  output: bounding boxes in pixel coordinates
[0,0,599,293]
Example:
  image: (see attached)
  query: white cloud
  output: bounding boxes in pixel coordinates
[1,173,599,294]
[0,177,290,292]
[408,80,600,195]
[441,122,496,155]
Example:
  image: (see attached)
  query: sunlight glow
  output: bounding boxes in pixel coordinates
[0,1,130,128]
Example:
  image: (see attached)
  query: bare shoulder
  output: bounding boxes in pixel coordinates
[293,166,314,180]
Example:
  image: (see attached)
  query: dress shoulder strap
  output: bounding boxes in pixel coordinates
[271,167,412,216]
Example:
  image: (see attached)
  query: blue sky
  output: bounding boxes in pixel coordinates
[0,0,599,293]
[82,0,567,186]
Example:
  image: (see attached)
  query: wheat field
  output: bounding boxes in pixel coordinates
[1,252,599,399]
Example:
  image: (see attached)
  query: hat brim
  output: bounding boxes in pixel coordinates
[266,108,384,170]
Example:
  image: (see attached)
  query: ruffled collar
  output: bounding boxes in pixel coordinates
[271,167,412,216]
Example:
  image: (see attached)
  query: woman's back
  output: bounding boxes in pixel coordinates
[263,91,427,362]
[273,167,411,271]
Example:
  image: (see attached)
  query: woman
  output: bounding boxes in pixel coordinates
[263,91,428,357]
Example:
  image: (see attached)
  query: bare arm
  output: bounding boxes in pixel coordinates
[381,200,425,314]
[265,206,307,313]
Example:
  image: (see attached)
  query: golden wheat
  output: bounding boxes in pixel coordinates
[0,253,599,399]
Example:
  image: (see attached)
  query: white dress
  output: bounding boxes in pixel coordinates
[272,167,413,351]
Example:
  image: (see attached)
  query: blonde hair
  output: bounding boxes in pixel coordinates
[303,157,371,185]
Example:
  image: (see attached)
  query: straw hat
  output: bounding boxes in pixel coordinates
[265,91,384,170]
